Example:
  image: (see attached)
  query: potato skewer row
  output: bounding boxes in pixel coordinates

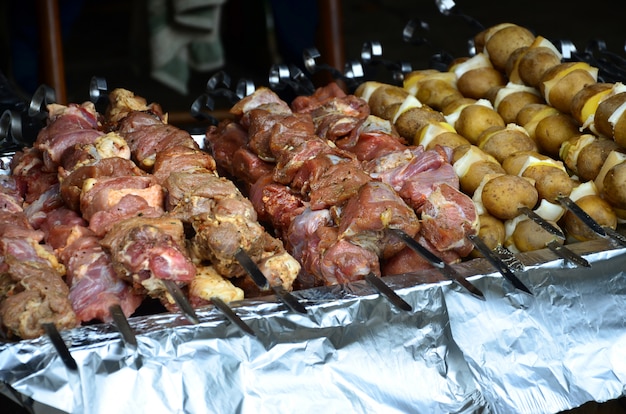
[474,23,626,223]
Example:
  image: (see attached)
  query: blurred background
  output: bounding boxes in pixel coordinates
[1,0,625,125]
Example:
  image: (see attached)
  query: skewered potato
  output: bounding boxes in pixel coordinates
[540,62,598,114]
[477,124,538,163]
[480,174,539,220]
[470,213,506,258]
[510,218,563,252]
[451,53,507,100]
[594,91,626,146]
[481,23,536,71]
[453,144,506,195]
[561,182,617,241]
[602,159,626,210]
[447,99,505,145]
[491,83,544,123]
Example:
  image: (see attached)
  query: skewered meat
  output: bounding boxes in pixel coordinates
[207,83,479,287]
[109,88,301,298]
[0,176,78,339]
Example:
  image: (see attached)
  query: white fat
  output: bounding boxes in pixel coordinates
[560,134,596,172]
[453,145,494,178]
[358,82,384,103]
[453,53,492,79]
[532,36,563,61]
[594,150,626,192]
[504,215,528,252]
[569,181,599,202]
[418,122,453,148]
[607,99,626,133]
[533,199,565,222]
[443,103,470,128]
[392,95,422,125]
[518,155,566,176]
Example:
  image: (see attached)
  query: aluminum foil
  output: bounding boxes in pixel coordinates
[0,237,625,414]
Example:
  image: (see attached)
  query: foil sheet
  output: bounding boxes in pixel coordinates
[0,238,625,414]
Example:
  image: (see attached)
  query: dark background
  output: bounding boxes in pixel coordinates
[1,0,625,117]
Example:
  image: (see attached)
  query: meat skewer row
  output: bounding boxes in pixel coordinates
[103,88,301,307]
[206,83,483,295]
[28,100,176,319]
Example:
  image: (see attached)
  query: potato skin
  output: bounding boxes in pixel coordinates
[481,174,539,220]
[455,104,505,145]
[457,68,506,100]
[534,113,580,158]
[518,47,562,88]
[368,85,409,118]
[576,138,620,182]
[485,25,536,71]
[521,164,573,202]
[478,213,505,249]
[460,161,505,195]
[395,107,445,141]
[478,126,538,164]
[602,161,626,209]
[561,195,617,241]
[512,218,562,252]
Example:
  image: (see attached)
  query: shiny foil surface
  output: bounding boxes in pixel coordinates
[0,238,625,414]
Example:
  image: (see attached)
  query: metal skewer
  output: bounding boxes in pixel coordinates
[557,195,626,247]
[546,240,591,267]
[163,280,200,324]
[42,323,78,371]
[109,304,138,347]
[518,206,565,239]
[211,296,257,338]
[388,228,486,300]
[234,248,307,314]
[364,272,413,311]
[467,234,533,295]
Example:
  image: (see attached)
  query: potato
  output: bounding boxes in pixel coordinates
[470,213,506,258]
[521,164,574,201]
[569,82,613,126]
[602,160,626,209]
[534,113,580,157]
[481,174,539,220]
[576,138,620,181]
[512,218,562,252]
[504,46,529,84]
[516,103,558,127]
[368,85,409,118]
[395,106,445,141]
[495,89,544,124]
[441,97,475,115]
[484,24,536,71]
[561,194,617,241]
[517,46,562,88]
[454,103,505,145]
[460,160,506,195]
[423,131,470,151]
[594,92,626,141]
[457,67,506,100]
[501,150,548,176]
[415,78,463,110]
[478,124,538,164]
[540,62,598,114]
